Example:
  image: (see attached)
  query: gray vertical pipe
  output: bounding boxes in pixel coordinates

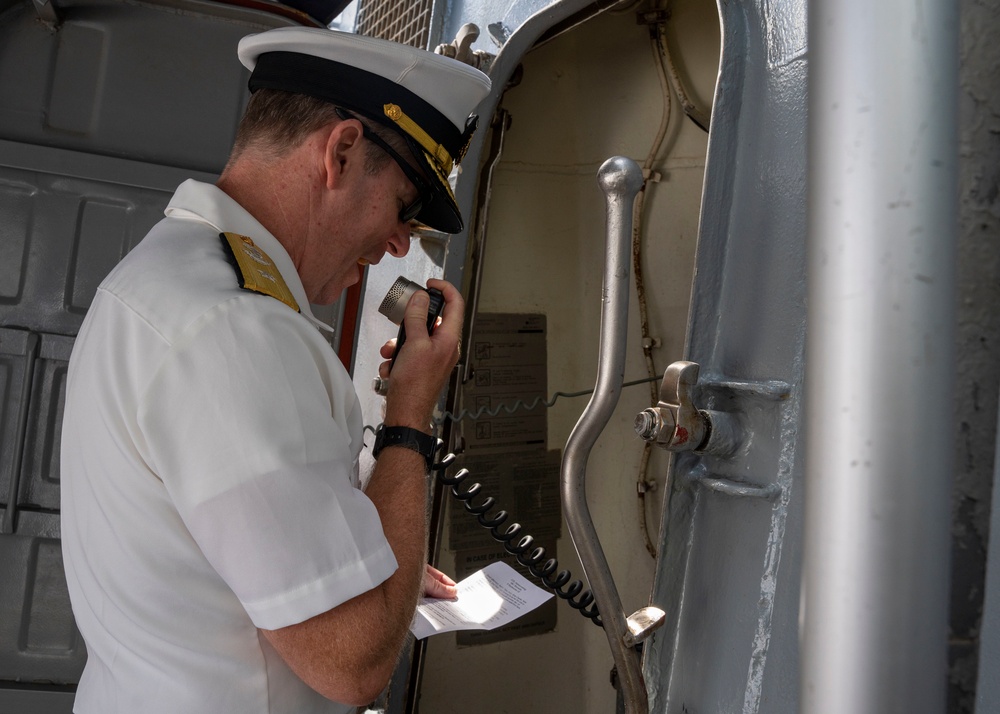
[561,156,646,713]
[802,1,958,713]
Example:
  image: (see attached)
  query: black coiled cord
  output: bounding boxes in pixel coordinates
[430,446,604,628]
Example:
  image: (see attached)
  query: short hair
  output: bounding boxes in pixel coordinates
[229,89,412,175]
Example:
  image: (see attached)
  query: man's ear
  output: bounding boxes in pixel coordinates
[323,119,364,190]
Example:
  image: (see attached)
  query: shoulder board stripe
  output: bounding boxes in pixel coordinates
[219,232,300,312]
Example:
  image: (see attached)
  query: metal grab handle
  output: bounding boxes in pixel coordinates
[560,156,648,714]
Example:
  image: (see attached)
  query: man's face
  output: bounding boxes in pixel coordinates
[304,145,420,305]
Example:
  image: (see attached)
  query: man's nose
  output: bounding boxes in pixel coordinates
[386,224,412,258]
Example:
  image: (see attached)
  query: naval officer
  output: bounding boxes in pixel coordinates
[60,26,490,713]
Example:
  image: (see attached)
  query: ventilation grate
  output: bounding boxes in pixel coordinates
[354,0,434,49]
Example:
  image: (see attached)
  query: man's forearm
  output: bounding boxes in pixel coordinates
[362,442,431,638]
[261,278,461,705]
[259,446,430,705]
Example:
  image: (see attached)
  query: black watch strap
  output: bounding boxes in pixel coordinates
[372,425,437,468]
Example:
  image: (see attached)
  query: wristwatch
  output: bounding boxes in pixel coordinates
[371,424,437,469]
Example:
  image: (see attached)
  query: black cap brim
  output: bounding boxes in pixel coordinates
[407,140,464,233]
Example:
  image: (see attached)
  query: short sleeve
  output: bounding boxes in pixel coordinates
[137,296,397,630]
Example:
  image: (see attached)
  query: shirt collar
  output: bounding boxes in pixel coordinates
[164,179,332,333]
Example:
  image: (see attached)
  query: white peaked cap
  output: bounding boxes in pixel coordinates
[238,27,492,233]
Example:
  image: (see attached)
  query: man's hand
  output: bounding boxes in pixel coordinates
[422,564,458,599]
[378,279,463,431]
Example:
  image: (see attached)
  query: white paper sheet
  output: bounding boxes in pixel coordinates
[409,561,554,640]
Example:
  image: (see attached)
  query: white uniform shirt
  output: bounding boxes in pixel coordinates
[60,180,398,714]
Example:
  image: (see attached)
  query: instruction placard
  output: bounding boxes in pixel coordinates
[448,450,562,551]
[447,314,560,644]
[461,314,547,452]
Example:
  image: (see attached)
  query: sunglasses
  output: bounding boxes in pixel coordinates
[336,109,430,224]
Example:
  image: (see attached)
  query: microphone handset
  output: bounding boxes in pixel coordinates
[377,276,446,372]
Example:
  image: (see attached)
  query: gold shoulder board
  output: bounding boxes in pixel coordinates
[220,232,300,313]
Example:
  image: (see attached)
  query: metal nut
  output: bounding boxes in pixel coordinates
[634,409,662,441]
